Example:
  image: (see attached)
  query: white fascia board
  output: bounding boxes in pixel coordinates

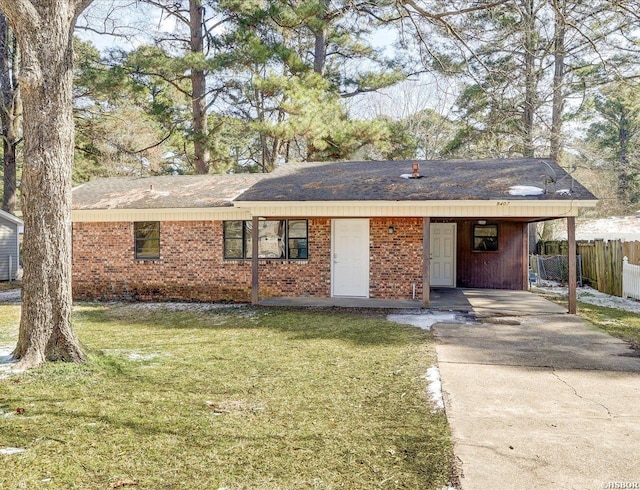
[233,199,598,217]
[234,199,598,208]
[72,207,252,222]
[71,199,598,222]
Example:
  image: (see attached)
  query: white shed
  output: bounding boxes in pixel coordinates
[0,209,22,281]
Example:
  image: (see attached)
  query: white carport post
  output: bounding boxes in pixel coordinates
[567,216,577,314]
[423,217,431,308]
[251,216,259,305]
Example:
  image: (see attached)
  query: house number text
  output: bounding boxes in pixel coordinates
[496,201,511,206]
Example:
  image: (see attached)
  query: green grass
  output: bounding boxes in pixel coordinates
[576,302,640,349]
[0,304,453,489]
[0,280,20,293]
[0,305,18,347]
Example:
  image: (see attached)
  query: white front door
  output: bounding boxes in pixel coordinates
[430,223,456,287]
[332,219,370,297]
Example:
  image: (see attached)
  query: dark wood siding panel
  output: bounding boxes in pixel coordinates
[456,220,527,290]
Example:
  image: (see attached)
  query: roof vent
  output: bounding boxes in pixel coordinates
[400,162,423,179]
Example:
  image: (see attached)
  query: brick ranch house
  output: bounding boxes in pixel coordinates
[71,158,597,311]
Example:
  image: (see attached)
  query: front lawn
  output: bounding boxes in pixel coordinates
[0,304,452,489]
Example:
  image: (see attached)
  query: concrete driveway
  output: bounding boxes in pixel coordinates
[432,294,640,490]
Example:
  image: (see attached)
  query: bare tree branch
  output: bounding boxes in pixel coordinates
[400,0,511,21]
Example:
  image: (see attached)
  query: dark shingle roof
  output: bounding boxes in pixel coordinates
[72,174,264,210]
[71,159,596,210]
[235,158,596,202]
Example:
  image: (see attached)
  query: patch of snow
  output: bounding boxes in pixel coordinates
[128,352,159,362]
[0,345,12,362]
[550,215,640,241]
[534,278,562,288]
[123,302,246,312]
[387,312,461,331]
[0,289,20,302]
[0,345,16,379]
[424,366,445,410]
[0,447,25,455]
[509,185,544,196]
[536,285,640,314]
[555,189,571,196]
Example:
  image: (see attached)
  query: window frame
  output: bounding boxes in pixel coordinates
[134,221,160,260]
[223,220,245,260]
[472,224,499,252]
[287,219,308,260]
[223,219,309,260]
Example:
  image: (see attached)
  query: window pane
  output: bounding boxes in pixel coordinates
[258,220,284,258]
[288,238,308,259]
[224,239,243,259]
[288,220,307,238]
[473,225,498,251]
[244,221,252,259]
[136,222,159,240]
[135,222,160,259]
[224,221,243,238]
[136,239,160,259]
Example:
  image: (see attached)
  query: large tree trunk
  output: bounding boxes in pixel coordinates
[0,12,19,214]
[521,0,537,157]
[550,0,566,162]
[0,0,90,370]
[618,110,630,202]
[313,0,330,75]
[190,0,210,174]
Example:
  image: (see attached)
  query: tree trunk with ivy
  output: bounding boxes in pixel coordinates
[0,0,92,370]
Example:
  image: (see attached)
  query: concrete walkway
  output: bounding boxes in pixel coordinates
[433,304,640,489]
[259,288,571,313]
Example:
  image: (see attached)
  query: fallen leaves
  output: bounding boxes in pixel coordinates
[205,400,265,415]
[112,479,137,488]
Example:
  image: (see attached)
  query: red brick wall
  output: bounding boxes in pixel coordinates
[369,218,424,299]
[72,218,425,302]
[260,219,331,298]
[72,219,331,302]
[72,217,528,302]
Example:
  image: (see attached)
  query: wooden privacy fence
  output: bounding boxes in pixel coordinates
[623,257,640,300]
[537,240,640,297]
